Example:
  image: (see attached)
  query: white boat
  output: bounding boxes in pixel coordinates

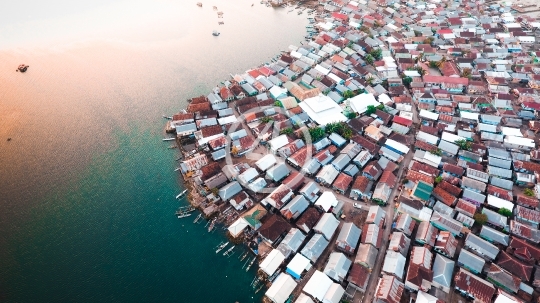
[177,213,192,219]
[216,242,229,254]
[212,30,220,36]
[162,138,175,141]
[223,245,235,256]
[176,189,187,199]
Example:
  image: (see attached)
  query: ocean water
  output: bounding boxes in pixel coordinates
[0,1,306,302]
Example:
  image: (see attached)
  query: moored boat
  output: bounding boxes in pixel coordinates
[215,242,228,254]
[176,189,187,199]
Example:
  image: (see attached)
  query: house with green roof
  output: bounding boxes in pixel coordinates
[412,181,433,202]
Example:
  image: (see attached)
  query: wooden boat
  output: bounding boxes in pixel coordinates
[193,213,202,223]
[254,284,264,293]
[239,251,249,261]
[215,242,228,254]
[162,137,175,141]
[208,219,216,232]
[177,213,192,219]
[246,256,256,272]
[176,189,187,199]
[17,64,29,73]
[223,245,235,256]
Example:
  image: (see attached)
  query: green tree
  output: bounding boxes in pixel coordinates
[455,139,472,151]
[461,68,472,79]
[498,208,512,217]
[473,213,488,225]
[402,178,409,184]
[365,105,377,115]
[342,90,354,99]
[435,176,443,183]
[524,188,535,197]
[364,54,374,65]
[415,66,427,76]
[308,126,326,142]
[429,61,441,68]
[261,116,273,124]
[423,37,434,45]
[346,112,357,119]
[274,100,283,107]
[430,148,442,156]
[376,104,385,110]
[414,30,422,37]
[279,127,293,135]
[402,76,413,88]
[366,76,375,86]
[210,187,219,196]
[370,48,383,60]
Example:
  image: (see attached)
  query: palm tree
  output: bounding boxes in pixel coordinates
[366,76,375,86]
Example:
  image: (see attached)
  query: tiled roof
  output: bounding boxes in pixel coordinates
[455,199,477,217]
[406,170,434,185]
[516,195,539,209]
[296,208,321,233]
[437,181,461,196]
[379,169,396,187]
[516,205,540,223]
[454,269,495,303]
[258,215,291,242]
[487,185,513,201]
[200,162,222,181]
[509,237,540,261]
[282,171,305,191]
[514,161,540,173]
[442,163,464,176]
[348,263,370,289]
[415,140,439,152]
[497,251,533,282]
[510,220,540,244]
[333,173,353,191]
[432,187,456,206]
[288,146,310,167]
[411,161,440,177]
[352,176,371,192]
[201,125,223,137]
[406,263,433,290]
[351,135,379,154]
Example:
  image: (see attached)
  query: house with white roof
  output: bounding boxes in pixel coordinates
[299,94,347,126]
[315,191,339,212]
[260,249,286,276]
[323,252,352,282]
[265,273,297,303]
[286,253,311,280]
[314,213,339,241]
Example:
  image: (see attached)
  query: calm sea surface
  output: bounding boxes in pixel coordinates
[0,1,306,302]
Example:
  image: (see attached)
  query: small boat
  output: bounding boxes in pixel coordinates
[177,213,192,219]
[16,64,29,73]
[162,137,175,141]
[239,251,249,261]
[193,213,202,223]
[176,189,187,199]
[255,284,264,293]
[197,2,202,7]
[216,242,229,254]
[212,30,220,36]
[223,245,235,256]
[162,115,172,119]
[297,11,303,15]
[208,219,216,232]
[168,145,177,149]
[246,257,256,272]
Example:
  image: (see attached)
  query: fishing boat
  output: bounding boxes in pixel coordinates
[242,257,250,269]
[239,251,249,261]
[255,284,264,293]
[162,137,175,141]
[212,30,220,36]
[208,219,216,232]
[193,213,202,223]
[177,213,192,219]
[162,115,172,119]
[17,64,29,73]
[176,189,187,199]
[215,242,229,254]
[223,245,235,256]
[246,256,256,272]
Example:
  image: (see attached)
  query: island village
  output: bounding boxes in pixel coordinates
[166,0,540,302]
